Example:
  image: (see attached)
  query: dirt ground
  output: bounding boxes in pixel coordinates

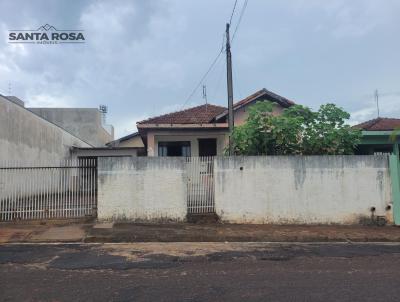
[2,222,400,243]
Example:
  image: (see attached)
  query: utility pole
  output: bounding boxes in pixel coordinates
[226,23,234,155]
[375,89,380,118]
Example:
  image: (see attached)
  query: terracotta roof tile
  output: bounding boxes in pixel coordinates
[137,104,227,125]
[353,117,400,131]
[137,89,295,125]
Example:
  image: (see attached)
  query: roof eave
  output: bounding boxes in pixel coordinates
[214,89,294,121]
[71,146,144,151]
[106,132,140,146]
[137,123,228,129]
[362,130,396,136]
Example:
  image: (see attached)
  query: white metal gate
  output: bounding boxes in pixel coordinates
[186,156,215,214]
[0,159,97,221]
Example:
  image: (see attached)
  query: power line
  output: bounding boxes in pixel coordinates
[229,0,238,25]
[210,55,225,102]
[378,91,400,97]
[232,0,249,43]
[180,46,224,110]
[179,0,243,110]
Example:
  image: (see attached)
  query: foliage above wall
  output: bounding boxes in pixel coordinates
[230,101,362,155]
[390,128,400,143]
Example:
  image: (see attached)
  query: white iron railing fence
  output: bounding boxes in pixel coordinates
[0,159,97,221]
[186,156,215,214]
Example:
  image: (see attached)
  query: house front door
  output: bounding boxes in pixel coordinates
[198,138,217,157]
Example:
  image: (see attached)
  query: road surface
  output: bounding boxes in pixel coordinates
[1,242,400,301]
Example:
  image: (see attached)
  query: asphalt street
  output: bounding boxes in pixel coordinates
[1,242,400,301]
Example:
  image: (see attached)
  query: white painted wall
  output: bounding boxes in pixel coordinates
[96,155,393,224]
[215,156,393,224]
[97,157,187,221]
[29,107,114,147]
[0,95,90,163]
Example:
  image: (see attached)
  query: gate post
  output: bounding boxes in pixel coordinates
[389,154,400,225]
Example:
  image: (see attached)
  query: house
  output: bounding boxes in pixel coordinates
[111,88,295,157]
[353,117,400,156]
[104,132,146,156]
[137,103,228,157]
[107,132,145,148]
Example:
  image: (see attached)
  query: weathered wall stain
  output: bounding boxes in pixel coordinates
[97,155,392,225]
[215,156,392,225]
[97,157,187,222]
[293,157,306,190]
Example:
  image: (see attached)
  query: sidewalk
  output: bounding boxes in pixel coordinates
[2,222,400,243]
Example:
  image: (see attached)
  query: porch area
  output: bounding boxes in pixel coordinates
[145,130,228,157]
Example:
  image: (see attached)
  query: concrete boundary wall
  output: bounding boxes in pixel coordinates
[96,155,393,224]
[97,157,187,221]
[214,156,393,224]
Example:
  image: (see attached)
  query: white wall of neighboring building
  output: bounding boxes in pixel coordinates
[29,107,114,147]
[0,95,90,163]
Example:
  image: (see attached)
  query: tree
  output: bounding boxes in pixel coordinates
[390,127,400,143]
[230,101,361,155]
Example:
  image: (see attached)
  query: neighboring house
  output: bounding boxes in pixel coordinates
[28,107,114,147]
[111,88,295,157]
[106,132,146,156]
[353,117,400,156]
[0,94,91,162]
[107,132,144,148]
[0,94,132,163]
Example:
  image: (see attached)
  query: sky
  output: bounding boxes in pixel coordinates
[0,0,399,138]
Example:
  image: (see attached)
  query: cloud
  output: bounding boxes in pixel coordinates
[117,114,148,136]
[350,93,400,125]
[0,0,399,139]
[291,0,400,38]
[25,93,72,107]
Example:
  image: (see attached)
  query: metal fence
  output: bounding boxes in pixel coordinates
[0,159,97,221]
[186,156,215,214]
